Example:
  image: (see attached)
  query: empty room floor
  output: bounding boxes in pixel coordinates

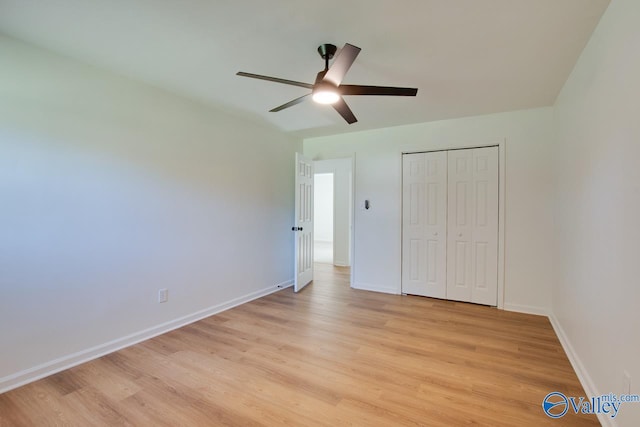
[0,264,597,426]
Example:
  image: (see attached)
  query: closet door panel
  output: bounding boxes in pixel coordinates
[470,146,499,305]
[446,150,473,302]
[402,154,427,295]
[402,152,447,298]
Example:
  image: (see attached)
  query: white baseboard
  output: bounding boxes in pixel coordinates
[352,281,399,295]
[503,302,550,316]
[0,279,293,394]
[276,279,294,289]
[548,314,614,427]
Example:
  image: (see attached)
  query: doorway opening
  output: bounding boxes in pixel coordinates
[312,158,353,285]
[314,173,334,264]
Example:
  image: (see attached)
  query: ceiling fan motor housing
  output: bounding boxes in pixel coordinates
[317,44,337,61]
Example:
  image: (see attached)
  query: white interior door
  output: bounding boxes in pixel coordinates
[446,147,498,305]
[446,150,473,302]
[294,153,313,292]
[402,152,447,298]
[468,146,499,305]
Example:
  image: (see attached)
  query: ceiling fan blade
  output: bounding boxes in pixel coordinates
[332,97,357,124]
[323,43,361,86]
[236,72,313,89]
[269,94,311,112]
[339,85,418,97]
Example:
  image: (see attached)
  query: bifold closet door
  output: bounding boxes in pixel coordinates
[402,151,447,298]
[446,147,498,305]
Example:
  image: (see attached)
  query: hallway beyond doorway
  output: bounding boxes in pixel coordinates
[314,241,333,264]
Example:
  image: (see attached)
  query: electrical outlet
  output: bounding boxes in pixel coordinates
[158,288,168,303]
[623,371,632,395]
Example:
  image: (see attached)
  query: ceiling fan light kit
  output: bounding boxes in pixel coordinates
[312,89,340,104]
[311,80,340,104]
[237,43,418,124]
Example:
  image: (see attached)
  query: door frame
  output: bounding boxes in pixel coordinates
[310,155,356,287]
[399,139,506,309]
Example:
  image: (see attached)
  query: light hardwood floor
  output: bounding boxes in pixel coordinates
[0,264,597,426]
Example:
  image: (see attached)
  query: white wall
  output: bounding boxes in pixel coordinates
[313,173,334,242]
[0,35,300,391]
[315,158,352,267]
[552,0,640,425]
[305,108,554,310]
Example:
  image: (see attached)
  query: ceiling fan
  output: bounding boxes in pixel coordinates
[236,43,418,124]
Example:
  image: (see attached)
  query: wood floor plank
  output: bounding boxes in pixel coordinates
[0,264,598,425]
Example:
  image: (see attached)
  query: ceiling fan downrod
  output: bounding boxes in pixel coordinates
[317,44,337,71]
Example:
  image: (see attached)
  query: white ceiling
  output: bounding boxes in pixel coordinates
[0,0,610,138]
